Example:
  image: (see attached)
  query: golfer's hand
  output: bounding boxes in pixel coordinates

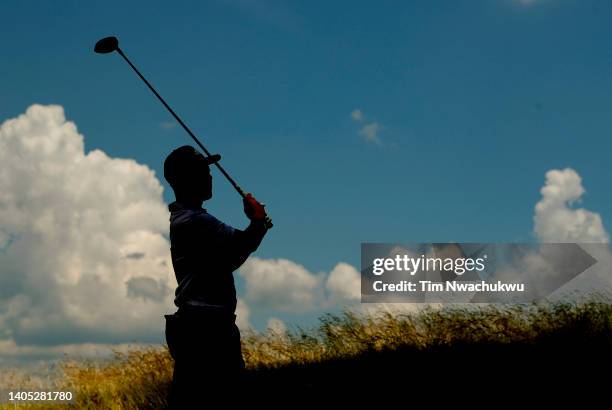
[243,193,267,221]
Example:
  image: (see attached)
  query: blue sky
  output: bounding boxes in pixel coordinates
[1,0,612,334]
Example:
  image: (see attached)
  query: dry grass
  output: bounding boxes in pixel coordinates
[244,302,612,368]
[2,301,611,409]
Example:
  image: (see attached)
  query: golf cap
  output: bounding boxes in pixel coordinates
[164,145,220,187]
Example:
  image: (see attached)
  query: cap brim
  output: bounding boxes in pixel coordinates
[205,154,221,165]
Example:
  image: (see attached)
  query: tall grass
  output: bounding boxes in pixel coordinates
[244,302,612,368]
[2,301,611,409]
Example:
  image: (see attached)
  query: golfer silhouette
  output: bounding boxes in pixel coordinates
[163,146,269,407]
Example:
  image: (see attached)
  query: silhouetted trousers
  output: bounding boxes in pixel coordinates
[165,308,245,408]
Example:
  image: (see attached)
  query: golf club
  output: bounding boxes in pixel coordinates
[94,36,272,228]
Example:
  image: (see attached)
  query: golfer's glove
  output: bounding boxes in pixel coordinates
[243,193,268,221]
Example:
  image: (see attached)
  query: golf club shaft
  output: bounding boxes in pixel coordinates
[116,48,246,198]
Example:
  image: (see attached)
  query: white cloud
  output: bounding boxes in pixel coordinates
[359,122,381,144]
[532,168,612,300]
[266,317,286,335]
[325,262,361,305]
[236,298,251,330]
[350,109,363,122]
[0,104,175,354]
[534,168,608,243]
[239,256,425,319]
[239,258,324,313]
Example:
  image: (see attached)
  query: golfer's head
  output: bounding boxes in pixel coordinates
[164,145,220,201]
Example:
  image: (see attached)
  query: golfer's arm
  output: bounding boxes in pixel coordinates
[238,220,268,252]
[223,221,267,271]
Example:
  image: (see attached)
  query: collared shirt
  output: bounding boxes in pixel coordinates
[168,201,267,313]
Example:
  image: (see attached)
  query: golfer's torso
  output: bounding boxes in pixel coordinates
[169,204,238,313]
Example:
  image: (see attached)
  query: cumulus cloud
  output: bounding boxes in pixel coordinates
[0,104,175,354]
[239,255,425,319]
[239,258,324,313]
[531,168,612,300]
[534,168,608,243]
[325,262,361,305]
[350,109,363,122]
[239,258,369,315]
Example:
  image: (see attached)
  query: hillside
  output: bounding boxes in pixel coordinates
[3,301,611,408]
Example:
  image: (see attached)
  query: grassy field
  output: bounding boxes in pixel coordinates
[2,301,611,408]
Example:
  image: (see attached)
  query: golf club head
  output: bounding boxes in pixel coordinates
[94,36,119,54]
